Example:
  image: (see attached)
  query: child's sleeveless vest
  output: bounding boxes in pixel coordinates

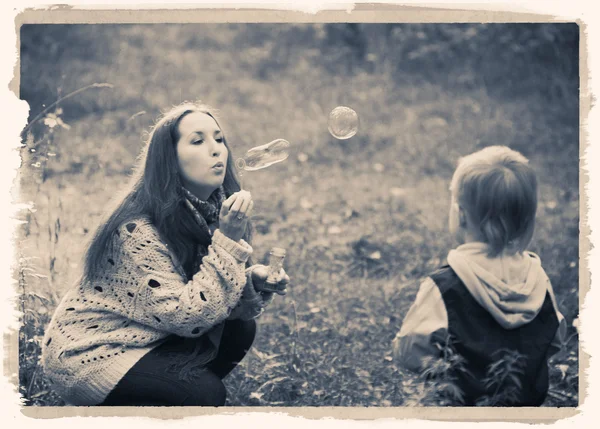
[430,266,559,406]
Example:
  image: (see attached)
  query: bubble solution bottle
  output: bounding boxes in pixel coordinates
[261,247,286,293]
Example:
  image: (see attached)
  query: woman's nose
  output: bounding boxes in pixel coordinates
[210,143,221,157]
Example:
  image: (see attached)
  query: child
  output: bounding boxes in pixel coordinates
[392,145,566,406]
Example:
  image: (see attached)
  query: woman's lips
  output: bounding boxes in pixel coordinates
[212,162,225,172]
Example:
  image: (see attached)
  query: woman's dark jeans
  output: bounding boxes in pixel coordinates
[100,319,256,406]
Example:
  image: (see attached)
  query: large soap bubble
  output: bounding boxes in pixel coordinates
[236,138,291,172]
[328,106,359,140]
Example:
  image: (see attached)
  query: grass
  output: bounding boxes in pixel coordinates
[17,23,579,407]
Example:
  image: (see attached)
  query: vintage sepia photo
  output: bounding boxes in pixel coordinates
[13,11,581,412]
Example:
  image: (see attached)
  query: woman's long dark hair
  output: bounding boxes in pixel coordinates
[83,102,252,281]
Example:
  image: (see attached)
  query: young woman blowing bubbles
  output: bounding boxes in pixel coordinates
[41,102,290,406]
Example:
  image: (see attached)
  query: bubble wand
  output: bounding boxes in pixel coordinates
[235,139,291,294]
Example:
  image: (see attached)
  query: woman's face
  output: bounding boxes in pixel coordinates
[176,111,229,199]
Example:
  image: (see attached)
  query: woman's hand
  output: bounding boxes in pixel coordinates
[219,190,254,242]
[250,265,290,296]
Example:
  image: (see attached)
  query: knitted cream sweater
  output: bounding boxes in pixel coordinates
[41,217,271,406]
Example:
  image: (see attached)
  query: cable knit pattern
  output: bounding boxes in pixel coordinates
[41,217,266,406]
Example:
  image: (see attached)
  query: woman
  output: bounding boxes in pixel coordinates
[41,102,289,406]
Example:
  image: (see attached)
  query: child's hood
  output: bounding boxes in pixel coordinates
[446,242,551,329]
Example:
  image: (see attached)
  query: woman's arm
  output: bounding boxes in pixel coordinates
[117,220,252,338]
[392,277,448,372]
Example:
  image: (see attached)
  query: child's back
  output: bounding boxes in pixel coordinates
[393,146,566,406]
[427,245,562,405]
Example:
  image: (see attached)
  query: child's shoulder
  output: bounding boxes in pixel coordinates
[428,264,458,282]
[522,249,550,272]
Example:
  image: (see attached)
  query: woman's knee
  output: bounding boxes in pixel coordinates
[182,373,227,406]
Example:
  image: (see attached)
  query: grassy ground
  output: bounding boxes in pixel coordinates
[17,23,579,406]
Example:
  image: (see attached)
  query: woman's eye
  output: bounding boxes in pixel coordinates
[216,137,224,143]
[192,139,203,145]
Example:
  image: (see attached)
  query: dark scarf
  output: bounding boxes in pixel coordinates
[182,186,226,276]
[182,186,224,226]
[165,186,227,381]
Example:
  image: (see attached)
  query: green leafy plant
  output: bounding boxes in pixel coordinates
[476,349,527,406]
[400,335,467,406]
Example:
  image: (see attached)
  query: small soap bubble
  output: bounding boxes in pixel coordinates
[328,106,359,140]
[238,139,291,171]
[235,159,246,179]
[236,158,247,170]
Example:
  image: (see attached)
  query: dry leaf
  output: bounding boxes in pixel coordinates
[368,251,382,260]
[300,197,314,210]
[328,225,342,235]
[390,187,407,197]
[373,163,385,172]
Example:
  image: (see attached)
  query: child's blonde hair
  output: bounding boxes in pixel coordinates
[450,145,538,256]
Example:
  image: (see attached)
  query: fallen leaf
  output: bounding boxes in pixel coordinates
[356,369,371,378]
[390,187,407,197]
[343,208,359,219]
[424,117,448,128]
[368,251,382,260]
[300,197,314,210]
[328,226,342,235]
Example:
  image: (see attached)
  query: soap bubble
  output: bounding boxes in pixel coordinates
[236,158,247,170]
[236,139,291,172]
[328,106,359,140]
